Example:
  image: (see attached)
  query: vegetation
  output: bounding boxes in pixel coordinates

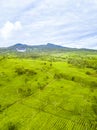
[0,50,97,130]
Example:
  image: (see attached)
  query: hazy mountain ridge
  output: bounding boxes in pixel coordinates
[9,43,66,50]
[0,43,71,53]
[0,43,96,53]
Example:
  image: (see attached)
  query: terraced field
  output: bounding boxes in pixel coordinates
[0,55,97,130]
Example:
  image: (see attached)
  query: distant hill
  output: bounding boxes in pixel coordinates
[0,43,96,53]
[9,43,28,50]
[0,43,71,53]
[9,43,66,50]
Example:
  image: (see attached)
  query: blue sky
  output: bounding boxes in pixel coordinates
[0,0,97,49]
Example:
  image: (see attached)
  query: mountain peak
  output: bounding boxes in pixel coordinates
[13,43,27,47]
[9,43,28,50]
[0,43,77,53]
[47,43,64,48]
[47,43,55,46]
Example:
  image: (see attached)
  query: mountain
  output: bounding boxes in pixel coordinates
[8,43,28,50]
[4,43,70,52]
[0,43,96,53]
[10,43,27,48]
[46,43,64,48]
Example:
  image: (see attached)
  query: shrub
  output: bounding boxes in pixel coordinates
[50,63,52,66]
[15,67,25,75]
[38,85,45,90]
[15,67,37,76]
[92,104,97,115]
[7,122,18,130]
[90,81,97,88]
[71,76,75,81]
[37,82,45,90]
[54,73,70,80]
[86,71,91,75]
[54,73,63,79]
[17,88,32,97]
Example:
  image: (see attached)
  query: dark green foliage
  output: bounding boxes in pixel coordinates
[7,122,18,130]
[15,67,26,75]
[90,81,97,88]
[0,56,6,61]
[54,72,80,82]
[50,62,52,66]
[92,104,97,115]
[15,67,37,76]
[71,76,75,81]
[92,96,97,115]
[18,88,32,97]
[54,73,68,79]
[37,82,45,90]
[86,71,91,75]
[67,55,97,69]
[44,62,46,65]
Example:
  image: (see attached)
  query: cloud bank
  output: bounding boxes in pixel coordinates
[0,0,97,49]
[0,21,22,39]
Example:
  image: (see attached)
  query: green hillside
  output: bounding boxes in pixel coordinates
[0,52,97,130]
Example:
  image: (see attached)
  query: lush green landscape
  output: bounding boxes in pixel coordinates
[0,48,97,130]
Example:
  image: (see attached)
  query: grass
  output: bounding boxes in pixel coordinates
[0,53,97,130]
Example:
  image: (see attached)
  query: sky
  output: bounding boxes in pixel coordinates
[0,0,97,49]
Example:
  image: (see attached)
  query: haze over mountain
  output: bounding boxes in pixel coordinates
[0,43,70,52]
[0,43,96,54]
[9,43,65,49]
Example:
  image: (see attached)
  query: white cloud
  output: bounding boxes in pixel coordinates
[0,0,97,48]
[0,21,22,39]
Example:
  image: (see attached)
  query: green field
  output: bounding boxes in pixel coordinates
[0,52,97,130]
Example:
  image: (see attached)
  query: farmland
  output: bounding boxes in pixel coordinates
[0,51,97,130]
